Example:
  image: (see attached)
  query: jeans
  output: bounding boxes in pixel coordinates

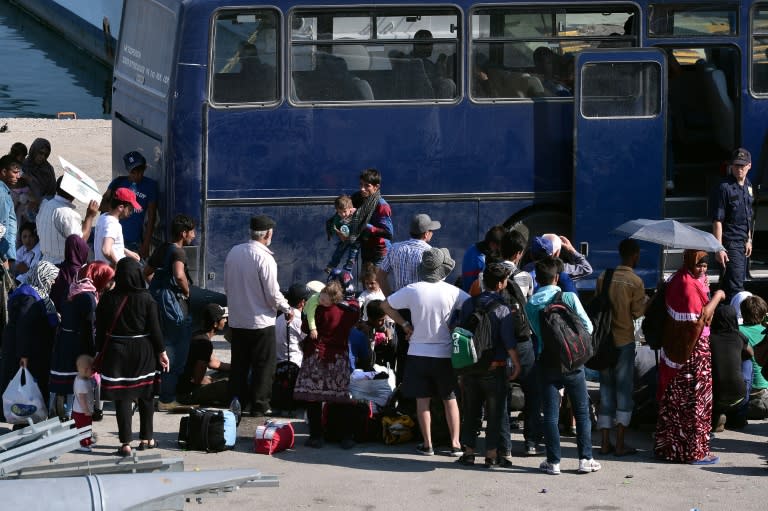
[327,240,359,270]
[516,341,543,449]
[598,342,636,429]
[159,315,192,403]
[720,239,747,300]
[460,367,508,452]
[541,366,593,464]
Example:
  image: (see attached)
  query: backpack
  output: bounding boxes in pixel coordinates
[641,281,667,350]
[148,244,185,327]
[585,269,618,371]
[502,270,533,341]
[451,296,503,374]
[539,292,593,371]
[178,408,237,452]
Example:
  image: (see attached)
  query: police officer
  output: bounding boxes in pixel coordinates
[713,148,754,299]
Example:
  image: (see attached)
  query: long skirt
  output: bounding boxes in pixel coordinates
[293,352,352,404]
[654,336,713,462]
[99,336,157,402]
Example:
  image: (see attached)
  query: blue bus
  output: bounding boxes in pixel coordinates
[111,0,768,291]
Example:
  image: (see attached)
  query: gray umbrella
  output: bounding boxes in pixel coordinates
[614,218,725,252]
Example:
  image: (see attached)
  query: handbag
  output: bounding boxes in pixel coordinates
[148,244,185,327]
[93,296,128,372]
[253,420,295,455]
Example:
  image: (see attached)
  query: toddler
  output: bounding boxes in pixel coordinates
[324,194,358,272]
[357,262,385,321]
[14,222,40,285]
[73,354,97,452]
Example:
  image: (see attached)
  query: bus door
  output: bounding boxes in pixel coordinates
[573,49,667,287]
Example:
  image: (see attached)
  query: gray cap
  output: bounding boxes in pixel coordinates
[410,214,441,235]
[418,247,455,283]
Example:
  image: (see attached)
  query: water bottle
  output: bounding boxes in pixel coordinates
[230,396,242,426]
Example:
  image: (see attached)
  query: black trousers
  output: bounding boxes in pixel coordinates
[115,397,154,444]
[229,326,276,414]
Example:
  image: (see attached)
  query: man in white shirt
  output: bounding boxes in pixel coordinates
[94,188,141,265]
[36,177,99,264]
[224,215,292,417]
[381,247,469,457]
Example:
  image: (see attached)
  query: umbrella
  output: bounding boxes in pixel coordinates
[614,218,725,252]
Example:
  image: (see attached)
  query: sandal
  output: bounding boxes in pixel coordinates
[455,453,475,466]
[116,444,132,457]
[138,439,157,451]
[690,454,719,465]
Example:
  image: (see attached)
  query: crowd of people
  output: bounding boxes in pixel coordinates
[1,146,767,474]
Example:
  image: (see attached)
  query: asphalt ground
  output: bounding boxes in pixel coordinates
[1,119,767,510]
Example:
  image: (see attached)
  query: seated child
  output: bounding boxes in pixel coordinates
[14,222,41,285]
[73,354,97,452]
[324,194,358,273]
[739,296,768,420]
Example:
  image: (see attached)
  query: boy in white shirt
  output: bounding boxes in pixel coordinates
[73,354,97,452]
[95,188,142,265]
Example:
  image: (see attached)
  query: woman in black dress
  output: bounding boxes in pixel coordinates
[96,258,168,456]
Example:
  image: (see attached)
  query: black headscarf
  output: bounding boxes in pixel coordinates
[113,258,146,294]
[710,304,740,335]
[22,138,56,200]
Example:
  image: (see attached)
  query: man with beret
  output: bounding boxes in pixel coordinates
[224,214,292,417]
[714,148,755,300]
[381,247,469,456]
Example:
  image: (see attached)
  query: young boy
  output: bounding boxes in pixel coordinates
[325,194,358,272]
[95,188,142,265]
[272,283,310,414]
[14,222,40,284]
[73,354,97,452]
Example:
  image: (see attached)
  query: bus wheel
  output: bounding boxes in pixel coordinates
[503,209,572,243]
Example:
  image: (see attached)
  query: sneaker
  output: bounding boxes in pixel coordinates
[525,444,538,456]
[447,447,463,457]
[578,458,602,473]
[486,456,513,469]
[77,445,93,453]
[539,460,561,475]
[416,443,434,456]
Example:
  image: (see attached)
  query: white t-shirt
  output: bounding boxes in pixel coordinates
[72,376,95,414]
[358,289,386,321]
[387,280,470,358]
[274,307,305,366]
[94,213,125,263]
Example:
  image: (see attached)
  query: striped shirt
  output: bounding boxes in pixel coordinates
[378,238,430,293]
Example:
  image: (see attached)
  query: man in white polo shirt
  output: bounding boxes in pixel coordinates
[94,187,142,266]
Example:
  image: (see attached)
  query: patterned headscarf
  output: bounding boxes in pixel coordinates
[28,260,60,316]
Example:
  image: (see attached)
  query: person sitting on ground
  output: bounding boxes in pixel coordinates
[324,194,358,272]
[348,299,393,371]
[177,303,231,406]
[13,222,40,285]
[710,304,753,431]
[739,295,768,419]
[461,224,505,292]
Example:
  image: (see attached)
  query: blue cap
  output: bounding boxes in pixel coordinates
[531,236,554,259]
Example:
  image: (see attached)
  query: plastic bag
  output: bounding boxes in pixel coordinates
[2,367,48,424]
[349,364,395,412]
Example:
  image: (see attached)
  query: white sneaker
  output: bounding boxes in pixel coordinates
[578,458,602,473]
[539,460,561,475]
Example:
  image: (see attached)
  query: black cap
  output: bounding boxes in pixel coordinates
[250,214,276,231]
[731,148,751,166]
[123,151,147,172]
[202,303,228,327]
[286,283,311,306]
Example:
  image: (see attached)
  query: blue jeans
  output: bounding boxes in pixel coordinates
[159,315,192,403]
[460,367,508,452]
[541,366,593,464]
[720,239,747,300]
[516,341,542,449]
[598,342,636,429]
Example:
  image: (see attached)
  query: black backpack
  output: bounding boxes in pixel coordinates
[539,292,593,371]
[585,269,618,370]
[452,296,504,375]
[178,409,236,452]
[501,270,533,341]
[642,282,667,350]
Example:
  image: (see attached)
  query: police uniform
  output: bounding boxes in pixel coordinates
[713,149,754,299]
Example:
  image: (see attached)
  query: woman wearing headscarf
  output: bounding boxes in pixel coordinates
[49,261,115,418]
[96,258,168,456]
[21,138,56,211]
[50,234,90,312]
[654,250,725,464]
[0,261,60,406]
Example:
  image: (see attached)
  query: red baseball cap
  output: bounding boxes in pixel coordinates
[113,187,142,212]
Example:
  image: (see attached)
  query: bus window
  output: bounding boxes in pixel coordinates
[210,10,280,104]
[471,6,637,100]
[115,0,176,96]
[753,6,768,94]
[290,7,460,103]
[648,4,738,37]
[581,62,660,118]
